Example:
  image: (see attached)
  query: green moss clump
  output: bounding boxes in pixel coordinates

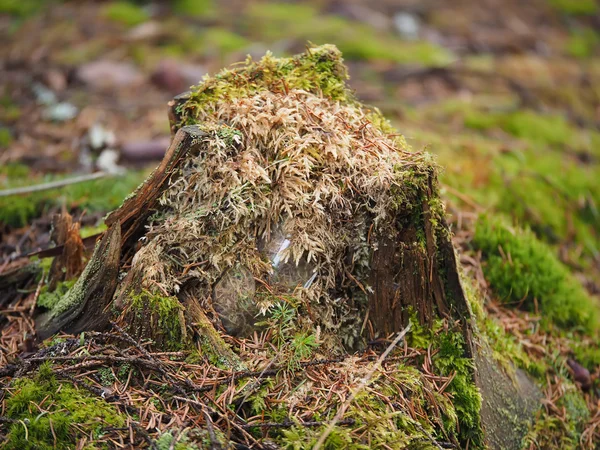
[408,317,484,448]
[172,0,214,18]
[0,0,51,18]
[37,279,76,310]
[102,1,149,27]
[473,215,599,333]
[4,363,126,450]
[201,28,249,55]
[462,273,540,376]
[464,109,574,147]
[566,28,600,58]
[178,44,351,127]
[0,127,12,148]
[129,290,187,350]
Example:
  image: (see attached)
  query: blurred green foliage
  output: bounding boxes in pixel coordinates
[0,165,149,227]
[102,1,149,27]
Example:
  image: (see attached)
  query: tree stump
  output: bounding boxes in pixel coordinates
[33,45,540,448]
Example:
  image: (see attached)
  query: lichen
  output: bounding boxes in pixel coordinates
[3,362,126,450]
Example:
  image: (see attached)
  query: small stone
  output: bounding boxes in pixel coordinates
[77,60,144,90]
[393,12,420,40]
[121,137,171,161]
[32,83,57,106]
[97,148,125,175]
[88,123,116,150]
[44,102,78,122]
[567,358,591,391]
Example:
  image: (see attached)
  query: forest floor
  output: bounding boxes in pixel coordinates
[1,1,600,449]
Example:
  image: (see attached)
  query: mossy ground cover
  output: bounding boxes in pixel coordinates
[3,362,127,449]
[473,215,598,332]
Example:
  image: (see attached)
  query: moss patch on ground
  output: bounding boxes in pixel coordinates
[0,167,149,228]
[36,279,76,310]
[473,215,598,333]
[244,3,453,66]
[3,363,126,450]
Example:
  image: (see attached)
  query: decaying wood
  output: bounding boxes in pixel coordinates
[167,91,191,136]
[36,221,121,339]
[0,261,40,308]
[47,212,85,290]
[183,294,244,370]
[367,175,473,357]
[105,125,207,259]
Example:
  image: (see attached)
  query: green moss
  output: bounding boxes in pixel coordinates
[0,95,21,122]
[432,332,483,446]
[129,290,187,351]
[102,1,149,27]
[278,425,364,450]
[572,340,600,368]
[0,169,149,228]
[549,0,598,15]
[462,273,538,376]
[3,362,126,450]
[0,0,50,18]
[155,431,199,450]
[80,223,107,239]
[473,215,599,333]
[201,28,249,54]
[464,109,574,147]
[407,316,484,448]
[0,127,13,148]
[37,279,76,310]
[524,384,589,449]
[179,44,351,128]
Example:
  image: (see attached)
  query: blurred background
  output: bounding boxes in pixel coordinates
[0,0,599,289]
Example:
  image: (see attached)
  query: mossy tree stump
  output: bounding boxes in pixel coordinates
[36,45,473,355]
[32,45,540,448]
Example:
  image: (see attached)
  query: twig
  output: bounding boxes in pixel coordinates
[0,172,108,198]
[313,324,411,450]
[241,418,355,429]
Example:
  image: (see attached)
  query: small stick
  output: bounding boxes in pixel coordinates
[0,172,108,198]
